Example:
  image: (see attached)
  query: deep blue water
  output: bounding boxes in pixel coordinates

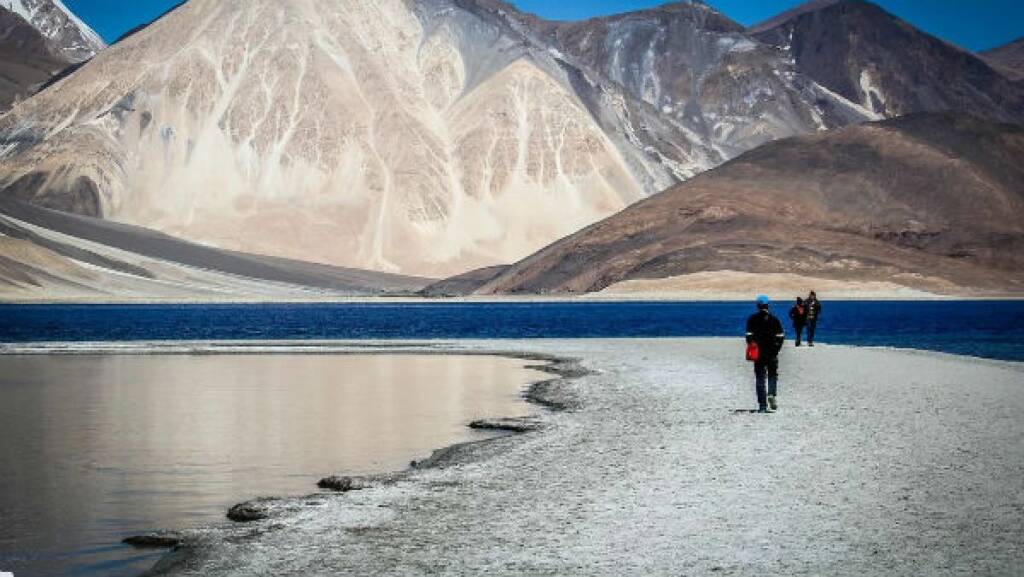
[1,301,1022,362]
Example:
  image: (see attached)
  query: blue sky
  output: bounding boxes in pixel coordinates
[64,0,1023,52]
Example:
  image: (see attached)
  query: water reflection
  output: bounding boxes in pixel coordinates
[0,354,541,576]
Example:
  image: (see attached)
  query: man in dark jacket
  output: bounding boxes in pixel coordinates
[805,291,822,346]
[747,295,785,412]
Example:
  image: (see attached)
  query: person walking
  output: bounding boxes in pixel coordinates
[805,291,822,346]
[746,295,785,413]
[789,297,807,346]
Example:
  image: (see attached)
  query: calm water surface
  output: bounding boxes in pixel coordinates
[0,354,543,577]
[1,301,1022,361]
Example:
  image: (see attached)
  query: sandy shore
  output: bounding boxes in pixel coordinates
[22,339,1022,575]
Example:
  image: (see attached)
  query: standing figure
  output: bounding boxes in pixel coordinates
[746,295,785,413]
[805,291,822,346]
[789,297,807,346]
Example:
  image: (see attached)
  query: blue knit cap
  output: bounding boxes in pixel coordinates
[756,294,771,306]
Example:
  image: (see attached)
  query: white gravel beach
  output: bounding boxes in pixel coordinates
[112,339,1024,576]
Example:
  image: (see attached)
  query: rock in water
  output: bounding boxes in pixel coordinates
[317,476,371,492]
[122,532,184,548]
[226,499,273,522]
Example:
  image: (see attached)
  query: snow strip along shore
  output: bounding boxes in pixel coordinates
[13,339,1023,576]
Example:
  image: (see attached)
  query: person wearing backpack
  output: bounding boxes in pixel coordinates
[789,297,808,346]
[805,291,822,346]
[746,295,786,413]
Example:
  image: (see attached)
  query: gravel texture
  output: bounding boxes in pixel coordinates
[145,339,1024,576]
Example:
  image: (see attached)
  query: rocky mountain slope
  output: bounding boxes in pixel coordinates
[0,7,68,111]
[0,0,104,113]
[751,0,1024,124]
[0,197,430,300]
[0,0,104,62]
[981,37,1024,81]
[532,1,869,163]
[478,113,1024,296]
[0,0,876,279]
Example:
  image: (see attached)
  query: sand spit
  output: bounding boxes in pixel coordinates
[19,339,1009,576]
[592,271,958,301]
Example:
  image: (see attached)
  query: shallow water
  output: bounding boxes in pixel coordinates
[0,354,542,577]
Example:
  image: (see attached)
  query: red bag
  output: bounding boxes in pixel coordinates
[746,342,760,362]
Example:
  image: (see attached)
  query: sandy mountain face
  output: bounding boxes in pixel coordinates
[751,0,1024,124]
[478,113,1024,296]
[0,7,68,111]
[0,196,431,300]
[0,0,881,279]
[0,0,104,62]
[981,38,1024,82]
[0,0,650,278]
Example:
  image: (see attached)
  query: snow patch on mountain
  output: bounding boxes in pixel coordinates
[859,69,888,116]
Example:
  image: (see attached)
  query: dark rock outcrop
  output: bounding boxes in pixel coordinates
[317,476,372,492]
[751,0,1024,124]
[0,8,69,112]
[122,532,184,548]
[226,499,274,522]
[469,417,543,433]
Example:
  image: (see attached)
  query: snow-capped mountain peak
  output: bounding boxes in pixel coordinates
[0,0,104,62]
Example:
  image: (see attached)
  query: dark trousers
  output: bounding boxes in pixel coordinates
[754,357,779,408]
[807,319,818,344]
[794,324,805,345]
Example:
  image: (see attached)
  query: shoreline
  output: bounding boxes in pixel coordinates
[4,340,1022,575]
[135,344,590,575]
[3,293,1024,305]
[2,338,1021,366]
[142,340,1024,575]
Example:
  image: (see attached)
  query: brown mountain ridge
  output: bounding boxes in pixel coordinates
[476,112,1024,296]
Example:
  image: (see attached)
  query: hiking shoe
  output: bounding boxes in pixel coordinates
[768,396,777,411]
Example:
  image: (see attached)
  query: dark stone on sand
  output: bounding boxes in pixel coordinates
[123,532,184,548]
[317,475,371,492]
[227,499,272,522]
[468,417,541,433]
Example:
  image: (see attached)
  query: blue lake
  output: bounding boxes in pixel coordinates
[1,300,1023,362]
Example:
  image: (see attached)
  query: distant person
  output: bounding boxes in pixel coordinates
[746,295,785,413]
[789,297,807,346]
[806,291,822,346]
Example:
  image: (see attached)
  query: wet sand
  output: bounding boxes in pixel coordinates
[68,339,1021,577]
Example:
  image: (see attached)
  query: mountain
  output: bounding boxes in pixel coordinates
[477,113,1024,296]
[532,1,870,163]
[981,37,1024,82]
[750,0,1024,124]
[0,6,68,110]
[0,0,104,62]
[0,197,431,300]
[0,0,876,280]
